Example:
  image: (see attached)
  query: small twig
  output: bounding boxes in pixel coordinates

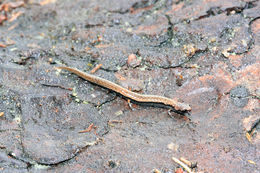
[172,156,193,173]
[90,64,102,74]
[180,157,197,169]
[152,168,162,173]
[0,43,7,48]
[41,83,73,91]
[0,112,4,117]
[108,120,123,123]
[108,120,123,127]
[79,123,94,133]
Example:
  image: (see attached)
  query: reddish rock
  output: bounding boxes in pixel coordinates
[243,114,260,132]
[127,53,141,67]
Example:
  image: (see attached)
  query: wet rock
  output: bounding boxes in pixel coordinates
[0,89,21,131]
[0,130,24,159]
[230,86,249,108]
[20,94,108,165]
[118,77,144,92]
[0,151,28,169]
[243,114,260,132]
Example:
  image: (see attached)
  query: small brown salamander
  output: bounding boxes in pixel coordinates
[57,66,191,111]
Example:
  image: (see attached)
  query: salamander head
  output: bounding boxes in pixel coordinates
[171,101,191,111]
